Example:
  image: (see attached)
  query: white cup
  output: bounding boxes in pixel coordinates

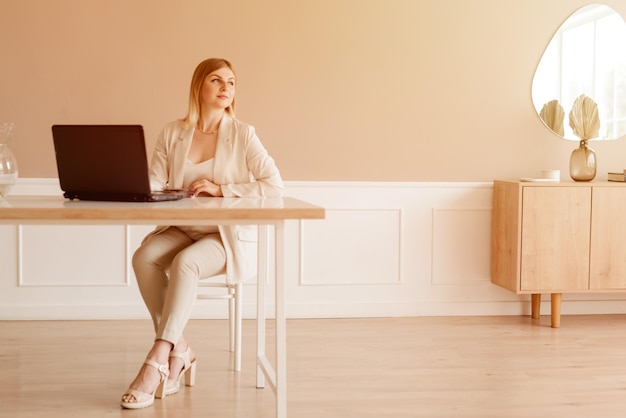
[541,169,560,180]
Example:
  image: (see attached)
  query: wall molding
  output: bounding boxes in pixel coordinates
[2,178,626,320]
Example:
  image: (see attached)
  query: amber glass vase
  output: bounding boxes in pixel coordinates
[569,139,596,181]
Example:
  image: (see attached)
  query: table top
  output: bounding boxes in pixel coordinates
[0,195,325,225]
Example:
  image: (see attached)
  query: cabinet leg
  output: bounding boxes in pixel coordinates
[550,293,562,328]
[531,294,541,319]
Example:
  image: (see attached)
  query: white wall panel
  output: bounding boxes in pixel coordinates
[19,225,129,286]
[301,209,401,286]
[431,208,491,285]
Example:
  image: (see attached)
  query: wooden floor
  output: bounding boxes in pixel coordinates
[2,315,626,418]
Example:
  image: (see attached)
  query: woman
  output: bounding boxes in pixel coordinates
[120,58,283,409]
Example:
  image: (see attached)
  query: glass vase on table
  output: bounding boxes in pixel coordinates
[0,123,18,199]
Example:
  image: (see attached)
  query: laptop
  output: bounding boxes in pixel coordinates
[52,124,193,202]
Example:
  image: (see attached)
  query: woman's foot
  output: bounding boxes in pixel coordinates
[166,345,197,396]
[121,340,172,409]
[120,359,169,409]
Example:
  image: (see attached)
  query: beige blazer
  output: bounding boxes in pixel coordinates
[146,115,284,283]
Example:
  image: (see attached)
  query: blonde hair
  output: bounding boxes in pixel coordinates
[184,58,236,127]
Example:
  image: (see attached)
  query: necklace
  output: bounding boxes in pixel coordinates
[196,125,217,135]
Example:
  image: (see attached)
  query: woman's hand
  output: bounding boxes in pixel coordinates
[189,178,223,197]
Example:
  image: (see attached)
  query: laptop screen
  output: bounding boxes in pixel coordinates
[52,125,152,196]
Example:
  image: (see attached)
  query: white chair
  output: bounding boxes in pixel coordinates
[196,275,243,372]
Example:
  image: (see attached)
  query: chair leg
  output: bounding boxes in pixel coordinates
[234,283,242,372]
[197,278,242,372]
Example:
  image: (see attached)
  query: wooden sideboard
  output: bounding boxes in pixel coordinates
[491,180,626,327]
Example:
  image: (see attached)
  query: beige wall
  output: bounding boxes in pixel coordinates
[1,0,625,182]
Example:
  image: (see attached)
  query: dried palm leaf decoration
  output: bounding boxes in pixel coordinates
[539,100,565,136]
[569,94,600,141]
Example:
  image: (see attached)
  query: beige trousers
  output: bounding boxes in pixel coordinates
[132,226,227,344]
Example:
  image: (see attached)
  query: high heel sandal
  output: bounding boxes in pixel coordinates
[120,359,169,409]
[165,346,197,396]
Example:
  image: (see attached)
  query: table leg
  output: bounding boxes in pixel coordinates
[274,221,287,418]
[256,225,268,389]
[551,293,562,328]
[255,222,287,418]
[531,294,541,319]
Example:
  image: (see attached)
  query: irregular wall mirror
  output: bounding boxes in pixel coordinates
[532,4,626,141]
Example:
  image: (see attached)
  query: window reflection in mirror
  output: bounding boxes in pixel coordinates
[532,4,626,141]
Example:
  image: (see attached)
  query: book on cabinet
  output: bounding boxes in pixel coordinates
[607,171,626,182]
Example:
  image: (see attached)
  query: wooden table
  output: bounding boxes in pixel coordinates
[0,195,325,417]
